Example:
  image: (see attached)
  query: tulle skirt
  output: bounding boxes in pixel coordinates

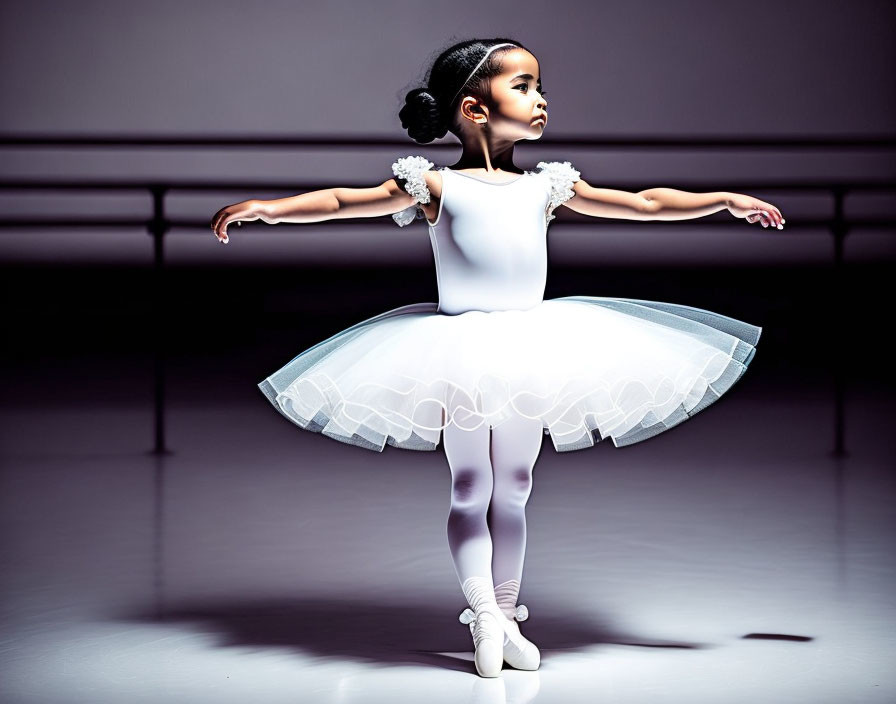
[258,296,762,453]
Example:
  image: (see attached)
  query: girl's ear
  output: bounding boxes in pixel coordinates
[459,96,489,125]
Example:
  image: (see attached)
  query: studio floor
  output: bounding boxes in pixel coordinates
[1,359,894,703]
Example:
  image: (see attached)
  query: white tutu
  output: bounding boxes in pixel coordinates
[258,296,761,453]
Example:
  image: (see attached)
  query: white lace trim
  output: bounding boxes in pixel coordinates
[391,155,434,227]
[537,160,581,224]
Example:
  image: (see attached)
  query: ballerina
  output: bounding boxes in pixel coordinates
[211,37,783,678]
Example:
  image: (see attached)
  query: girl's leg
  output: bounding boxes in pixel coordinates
[443,418,505,677]
[443,419,495,585]
[488,413,543,613]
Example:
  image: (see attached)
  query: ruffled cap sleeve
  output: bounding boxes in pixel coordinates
[536,160,581,224]
[391,155,435,226]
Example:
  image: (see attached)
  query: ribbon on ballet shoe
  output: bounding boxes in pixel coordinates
[461,606,514,624]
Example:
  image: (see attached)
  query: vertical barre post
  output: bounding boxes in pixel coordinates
[831,186,848,458]
[149,186,171,455]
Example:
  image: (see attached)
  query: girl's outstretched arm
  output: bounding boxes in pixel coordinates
[210,178,418,243]
[562,179,785,230]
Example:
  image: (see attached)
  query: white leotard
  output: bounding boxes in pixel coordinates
[391,157,581,315]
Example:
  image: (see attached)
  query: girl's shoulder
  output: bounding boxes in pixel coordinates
[534,160,581,183]
[391,151,445,186]
[391,154,437,181]
[534,161,583,224]
[390,154,443,227]
[391,155,440,197]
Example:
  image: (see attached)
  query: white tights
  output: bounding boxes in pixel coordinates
[443,412,544,594]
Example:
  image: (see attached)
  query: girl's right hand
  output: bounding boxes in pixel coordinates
[211,200,263,243]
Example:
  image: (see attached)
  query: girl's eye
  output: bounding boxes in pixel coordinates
[514,84,547,97]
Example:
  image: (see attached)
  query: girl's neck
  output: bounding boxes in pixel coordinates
[449,154,522,175]
[450,135,521,174]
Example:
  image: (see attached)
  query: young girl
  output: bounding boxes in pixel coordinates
[211,37,783,678]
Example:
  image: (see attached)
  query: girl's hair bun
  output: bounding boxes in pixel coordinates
[399,88,448,144]
[397,38,526,144]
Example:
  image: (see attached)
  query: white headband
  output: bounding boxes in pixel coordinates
[447,43,516,108]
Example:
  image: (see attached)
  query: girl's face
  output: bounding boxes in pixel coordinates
[482,48,549,141]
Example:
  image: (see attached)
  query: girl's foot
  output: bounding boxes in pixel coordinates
[459,607,505,677]
[495,579,541,670]
[499,611,540,670]
[460,577,505,677]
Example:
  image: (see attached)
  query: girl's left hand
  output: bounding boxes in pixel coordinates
[727,193,785,230]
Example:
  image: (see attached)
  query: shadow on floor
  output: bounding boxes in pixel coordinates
[121,596,710,673]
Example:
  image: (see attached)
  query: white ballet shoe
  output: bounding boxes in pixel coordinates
[459,576,505,677]
[494,579,541,670]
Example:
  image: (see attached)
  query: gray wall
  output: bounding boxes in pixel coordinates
[0,0,894,267]
[2,0,894,134]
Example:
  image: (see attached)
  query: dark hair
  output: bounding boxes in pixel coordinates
[398,37,528,144]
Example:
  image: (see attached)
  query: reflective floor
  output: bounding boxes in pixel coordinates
[1,361,894,703]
